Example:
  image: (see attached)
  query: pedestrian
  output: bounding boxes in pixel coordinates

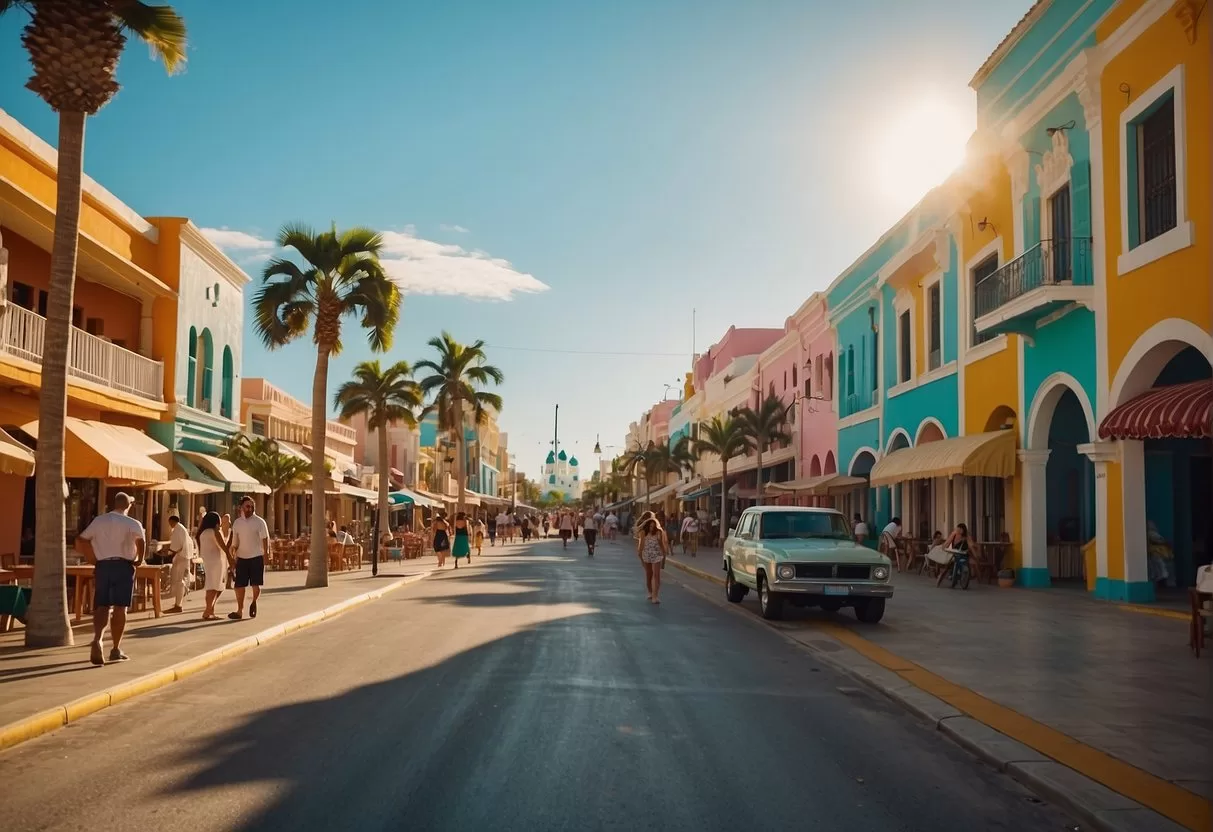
[452,511,472,568]
[166,514,193,614]
[75,492,145,665]
[494,508,508,546]
[487,511,498,547]
[542,514,550,538]
[583,508,599,556]
[572,511,580,542]
[635,513,669,604]
[433,514,450,567]
[197,511,233,621]
[558,509,574,548]
[474,515,485,556]
[605,510,618,540]
[680,511,700,557]
[229,495,270,621]
[852,513,870,545]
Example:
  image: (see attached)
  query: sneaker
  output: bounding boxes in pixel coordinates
[109,648,130,662]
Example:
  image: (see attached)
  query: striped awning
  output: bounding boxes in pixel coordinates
[1098,380,1211,440]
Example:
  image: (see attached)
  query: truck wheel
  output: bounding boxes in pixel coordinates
[853,598,886,624]
[758,574,783,620]
[725,568,747,603]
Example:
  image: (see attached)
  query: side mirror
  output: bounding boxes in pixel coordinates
[728,527,737,537]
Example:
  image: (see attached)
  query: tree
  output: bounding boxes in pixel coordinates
[220,437,311,536]
[334,360,420,576]
[619,440,658,505]
[252,223,399,588]
[736,393,792,505]
[414,333,503,519]
[639,436,698,507]
[3,0,188,648]
[693,414,751,542]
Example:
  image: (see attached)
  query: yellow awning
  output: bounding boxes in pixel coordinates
[0,427,35,477]
[767,473,868,495]
[23,418,168,484]
[869,430,1016,487]
[336,482,379,501]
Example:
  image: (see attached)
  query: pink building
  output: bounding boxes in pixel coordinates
[693,326,783,392]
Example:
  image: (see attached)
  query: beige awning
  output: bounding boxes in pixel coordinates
[180,452,270,494]
[767,473,868,495]
[147,478,224,495]
[23,418,168,484]
[0,428,35,477]
[869,430,1016,487]
[641,483,677,503]
[337,482,379,501]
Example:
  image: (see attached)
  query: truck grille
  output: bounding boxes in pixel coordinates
[793,564,872,580]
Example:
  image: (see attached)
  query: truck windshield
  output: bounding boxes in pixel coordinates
[759,512,851,540]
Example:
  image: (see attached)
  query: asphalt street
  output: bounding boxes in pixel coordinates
[0,537,1076,831]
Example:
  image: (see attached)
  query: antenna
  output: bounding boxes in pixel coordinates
[692,308,696,361]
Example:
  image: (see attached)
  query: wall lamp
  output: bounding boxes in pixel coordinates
[868,305,878,334]
[977,217,998,235]
[1045,120,1076,137]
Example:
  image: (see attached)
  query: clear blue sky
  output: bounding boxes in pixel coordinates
[0,0,1027,480]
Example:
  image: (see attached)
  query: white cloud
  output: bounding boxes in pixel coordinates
[243,252,273,264]
[440,224,470,233]
[199,227,275,251]
[379,230,548,302]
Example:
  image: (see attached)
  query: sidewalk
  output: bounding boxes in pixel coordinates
[662,548,1211,831]
[0,555,446,745]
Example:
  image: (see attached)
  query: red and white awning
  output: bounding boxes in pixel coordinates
[1098,380,1211,441]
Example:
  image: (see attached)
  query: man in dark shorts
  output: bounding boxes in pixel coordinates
[75,492,145,665]
[230,495,270,620]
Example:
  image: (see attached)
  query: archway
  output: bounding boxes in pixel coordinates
[1105,332,1211,597]
[847,449,877,543]
[885,431,911,526]
[823,451,836,475]
[1023,375,1097,587]
[983,405,1018,433]
[915,418,945,445]
[973,406,1017,543]
[809,455,822,477]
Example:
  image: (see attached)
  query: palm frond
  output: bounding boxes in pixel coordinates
[344,273,400,353]
[114,1,188,73]
[252,266,316,349]
[337,226,384,258]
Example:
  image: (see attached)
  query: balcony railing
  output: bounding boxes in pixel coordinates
[974,237,1093,320]
[1,303,164,401]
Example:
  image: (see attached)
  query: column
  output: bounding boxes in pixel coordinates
[1079,441,1119,597]
[140,298,155,358]
[1118,440,1153,602]
[1017,449,1051,587]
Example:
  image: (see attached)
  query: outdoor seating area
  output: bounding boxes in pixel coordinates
[881,534,1013,586]
[0,560,170,630]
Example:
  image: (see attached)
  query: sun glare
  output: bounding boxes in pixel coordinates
[868,94,974,212]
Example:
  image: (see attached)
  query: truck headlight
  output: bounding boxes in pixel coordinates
[777,564,796,580]
[873,566,889,580]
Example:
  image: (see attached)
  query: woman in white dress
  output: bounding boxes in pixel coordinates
[197,511,233,621]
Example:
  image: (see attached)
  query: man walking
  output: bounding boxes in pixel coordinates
[680,511,700,557]
[230,496,270,620]
[558,509,574,548]
[75,492,145,665]
[166,514,193,614]
[582,508,598,556]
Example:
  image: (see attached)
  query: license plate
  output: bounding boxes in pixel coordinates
[823,585,849,596]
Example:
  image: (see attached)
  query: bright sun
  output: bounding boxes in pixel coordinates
[868,94,974,211]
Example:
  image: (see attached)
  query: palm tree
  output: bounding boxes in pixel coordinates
[334,360,420,576]
[693,414,751,542]
[736,393,792,505]
[220,437,311,537]
[620,440,658,505]
[252,223,400,588]
[414,333,504,517]
[3,1,188,648]
[639,436,698,507]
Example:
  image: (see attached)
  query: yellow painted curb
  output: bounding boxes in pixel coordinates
[0,572,431,754]
[666,557,725,586]
[1113,603,1188,622]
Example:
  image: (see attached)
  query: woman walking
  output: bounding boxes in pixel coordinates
[433,514,451,568]
[635,514,669,604]
[452,512,472,568]
[197,511,233,621]
[474,515,486,557]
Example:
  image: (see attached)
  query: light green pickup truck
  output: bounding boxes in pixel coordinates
[722,506,893,623]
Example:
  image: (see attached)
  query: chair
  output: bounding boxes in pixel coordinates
[969,542,994,584]
[343,544,361,571]
[1190,589,1211,657]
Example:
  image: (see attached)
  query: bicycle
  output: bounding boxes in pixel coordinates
[936,546,971,590]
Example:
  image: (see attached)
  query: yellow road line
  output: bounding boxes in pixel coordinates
[1113,602,1189,622]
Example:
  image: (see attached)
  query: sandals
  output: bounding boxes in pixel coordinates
[250,600,258,619]
[227,612,243,620]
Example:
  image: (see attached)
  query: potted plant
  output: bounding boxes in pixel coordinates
[997,568,1015,588]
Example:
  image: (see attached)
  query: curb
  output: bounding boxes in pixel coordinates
[0,572,430,753]
[665,560,1199,832]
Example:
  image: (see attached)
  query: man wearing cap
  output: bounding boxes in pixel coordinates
[75,492,146,665]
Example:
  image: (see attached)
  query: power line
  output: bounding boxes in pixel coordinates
[485,344,687,357]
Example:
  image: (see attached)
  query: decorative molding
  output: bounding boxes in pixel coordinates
[1075,70,1101,128]
[1005,148,1030,203]
[180,222,254,289]
[1017,448,1052,467]
[1077,441,1119,465]
[1034,129,1073,197]
[1175,0,1206,44]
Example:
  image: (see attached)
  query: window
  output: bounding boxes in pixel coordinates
[37,290,48,317]
[845,346,855,398]
[196,329,214,411]
[1049,184,1072,281]
[85,317,104,336]
[769,381,775,398]
[825,353,833,401]
[1137,96,1176,244]
[220,346,234,418]
[186,326,197,407]
[898,310,911,383]
[971,255,999,346]
[871,329,879,392]
[250,416,267,436]
[11,282,33,310]
[71,307,83,329]
[791,365,797,388]
[927,283,941,370]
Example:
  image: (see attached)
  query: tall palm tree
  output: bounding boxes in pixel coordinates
[620,440,658,505]
[737,393,792,505]
[414,333,504,517]
[221,437,311,536]
[693,414,751,542]
[334,360,420,576]
[639,436,698,507]
[253,223,400,588]
[3,1,187,648]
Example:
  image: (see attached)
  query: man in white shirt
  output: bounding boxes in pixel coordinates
[558,510,574,548]
[495,510,510,545]
[853,513,871,545]
[582,510,599,556]
[75,492,145,666]
[230,496,270,620]
[166,514,193,614]
[605,511,618,540]
[680,512,700,556]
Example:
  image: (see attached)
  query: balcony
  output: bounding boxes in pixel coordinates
[974,237,1094,336]
[1,303,164,401]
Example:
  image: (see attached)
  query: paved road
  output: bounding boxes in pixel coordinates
[1,539,1075,831]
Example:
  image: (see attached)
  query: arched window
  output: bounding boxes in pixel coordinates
[196,329,214,411]
[186,326,197,407]
[221,345,234,418]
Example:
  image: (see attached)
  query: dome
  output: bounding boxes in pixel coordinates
[568,456,579,466]
[545,451,556,464]
[557,449,568,461]
[548,474,556,484]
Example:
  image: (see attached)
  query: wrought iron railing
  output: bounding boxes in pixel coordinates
[974,237,1093,320]
[0,303,164,400]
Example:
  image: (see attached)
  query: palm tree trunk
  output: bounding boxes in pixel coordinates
[306,346,331,588]
[265,489,276,539]
[720,460,729,546]
[27,111,87,648]
[756,440,765,506]
[375,420,390,576]
[455,422,467,518]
